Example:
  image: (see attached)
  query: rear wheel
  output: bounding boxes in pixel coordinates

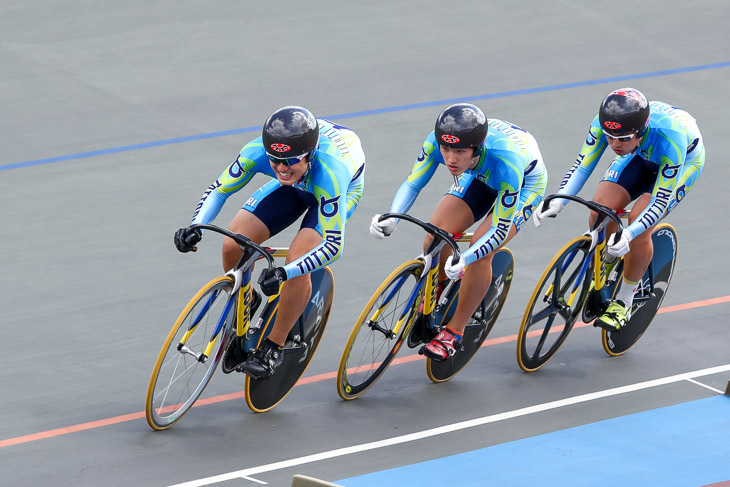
[337,260,424,400]
[517,236,593,372]
[246,267,335,412]
[427,248,514,382]
[602,223,678,355]
[146,276,235,430]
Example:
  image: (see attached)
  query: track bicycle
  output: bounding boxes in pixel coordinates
[517,194,678,372]
[337,213,514,400]
[145,224,334,430]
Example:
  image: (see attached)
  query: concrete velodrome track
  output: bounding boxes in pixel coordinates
[2,1,729,486]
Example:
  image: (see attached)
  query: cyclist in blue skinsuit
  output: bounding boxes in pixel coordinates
[370,103,548,361]
[174,106,366,379]
[534,88,704,331]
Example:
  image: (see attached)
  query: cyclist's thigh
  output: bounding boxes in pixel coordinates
[286,227,323,264]
[427,194,473,240]
[228,209,270,244]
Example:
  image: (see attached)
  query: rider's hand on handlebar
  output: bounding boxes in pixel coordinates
[444,255,466,280]
[174,226,202,253]
[533,199,565,227]
[607,231,631,258]
[258,266,287,296]
[369,214,397,239]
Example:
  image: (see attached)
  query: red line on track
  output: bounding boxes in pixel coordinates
[2,294,729,449]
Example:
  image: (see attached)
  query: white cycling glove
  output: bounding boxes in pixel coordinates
[607,231,632,258]
[444,255,466,280]
[369,214,397,239]
[533,198,566,227]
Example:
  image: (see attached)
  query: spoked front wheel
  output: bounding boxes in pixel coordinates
[517,236,593,372]
[603,223,678,355]
[146,276,235,430]
[337,260,424,400]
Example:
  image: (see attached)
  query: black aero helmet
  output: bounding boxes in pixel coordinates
[262,106,319,159]
[598,88,650,137]
[434,103,488,151]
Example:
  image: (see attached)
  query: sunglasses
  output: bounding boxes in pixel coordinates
[268,153,308,167]
[604,131,637,142]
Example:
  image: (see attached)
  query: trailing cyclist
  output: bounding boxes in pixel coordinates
[534,88,704,332]
[370,103,548,361]
[174,106,366,379]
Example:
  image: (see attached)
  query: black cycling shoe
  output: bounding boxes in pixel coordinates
[221,290,263,374]
[237,339,284,380]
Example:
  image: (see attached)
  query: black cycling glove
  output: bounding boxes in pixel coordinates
[258,267,287,296]
[174,226,202,253]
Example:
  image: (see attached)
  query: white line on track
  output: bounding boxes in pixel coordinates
[167,364,730,487]
[686,377,724,394]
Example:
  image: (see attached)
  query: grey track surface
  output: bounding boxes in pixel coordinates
[2,1,729,486]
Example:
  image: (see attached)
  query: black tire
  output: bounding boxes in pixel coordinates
[336,260,424,400]
[427,248,514,382]
[146,276,235,430]
[245,267,335,413]
[602,223,678,355]
[517,236,593,372]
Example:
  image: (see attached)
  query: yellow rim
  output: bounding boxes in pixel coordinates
[516,236,591,372]
[336,259,424,400]
[245,266,334,413]
[145,275,234,430]
[601,222,677,356]
[426,247,514,382]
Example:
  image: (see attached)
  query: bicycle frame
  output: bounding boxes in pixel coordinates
[173,224,281,363]
[542,194,656,314]
[374,213,467,334]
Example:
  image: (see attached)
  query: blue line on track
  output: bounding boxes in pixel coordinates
[3,60,729,172]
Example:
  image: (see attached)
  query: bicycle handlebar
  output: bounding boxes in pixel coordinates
[380,212,462,264]
[190,223,277,270]
[543,194,624,240]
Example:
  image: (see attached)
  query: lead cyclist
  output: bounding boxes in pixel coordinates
[173,106,366,379]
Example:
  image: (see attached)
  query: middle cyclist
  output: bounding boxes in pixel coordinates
[370,103,548,361]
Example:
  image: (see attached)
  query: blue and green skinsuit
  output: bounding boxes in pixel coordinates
[190,119,366,280]
[388,118,548,266]
[557,101,704,239]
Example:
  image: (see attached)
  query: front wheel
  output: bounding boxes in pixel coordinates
[517,236,593,372]
[602,223,678,356]
[337,260,424,400]
[146,276,235,430]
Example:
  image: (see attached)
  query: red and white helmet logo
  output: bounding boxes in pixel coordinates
[610,89,643,103]
[603,121,621,130]
[441,134,460,144]
[270,143,291,153]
